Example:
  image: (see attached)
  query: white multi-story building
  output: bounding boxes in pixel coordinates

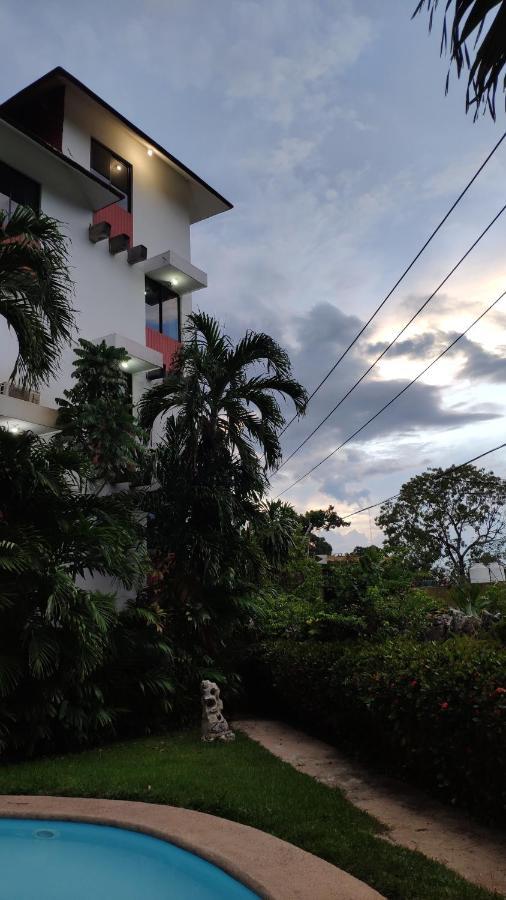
[0,67,232,432]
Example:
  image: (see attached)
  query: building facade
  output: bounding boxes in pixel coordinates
[0,67,232,433]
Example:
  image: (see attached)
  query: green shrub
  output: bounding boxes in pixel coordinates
[254,637,506,822]
[249,589,323,638]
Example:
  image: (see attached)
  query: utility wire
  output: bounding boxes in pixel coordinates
[344,441,506,518]
[275,287,506,498]
[277,202,506,471]
[279,129,506,438]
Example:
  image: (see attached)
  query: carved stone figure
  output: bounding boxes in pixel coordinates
[201,680,235,743]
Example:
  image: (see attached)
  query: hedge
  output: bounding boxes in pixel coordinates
[252,638,506,822]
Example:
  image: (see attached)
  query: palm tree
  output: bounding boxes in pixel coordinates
[138,312,307,600]
[0,204,75,387]
[413,0,506,119]
[138,312,307,472]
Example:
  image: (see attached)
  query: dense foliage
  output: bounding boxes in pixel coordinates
[254,636,506,822]
[413,0,506,119]
[0,341,172,757]
[0,205,75,387]
[377,465,506,583]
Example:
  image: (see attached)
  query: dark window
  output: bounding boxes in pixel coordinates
[145,276,180,341]
[90,138,132,211]
[0,162,40,216]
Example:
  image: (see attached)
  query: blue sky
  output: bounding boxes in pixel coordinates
[2,0,506,550]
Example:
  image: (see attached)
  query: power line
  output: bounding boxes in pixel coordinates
[344,440,506,518]
[279,130,506,438]
[277,202,506,471]
[274,286,506,498]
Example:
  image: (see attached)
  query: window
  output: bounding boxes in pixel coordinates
[0,162,40,217]
[145,277,181,341]
[90,139,132,211]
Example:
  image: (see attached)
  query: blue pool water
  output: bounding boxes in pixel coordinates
[0,818,259,899]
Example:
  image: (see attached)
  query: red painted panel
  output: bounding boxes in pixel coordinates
[93,204,133,245]
[145,327,181,370]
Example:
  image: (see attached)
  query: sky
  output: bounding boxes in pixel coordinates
[1,0,506,552]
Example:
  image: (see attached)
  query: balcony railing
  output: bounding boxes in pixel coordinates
[145,328,180,370]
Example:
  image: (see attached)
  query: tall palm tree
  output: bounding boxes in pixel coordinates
[0,205,75,387]
[138,312,307,599]
[139,311,307,473]
[414,0,506,119]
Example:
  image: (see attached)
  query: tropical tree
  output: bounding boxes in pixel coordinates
[299,505,349,556]
[56,338,148,489]
[413,0,506,119]
[0,340,172,757]
[376,464,506,582]
[0,205,75,387]
[139,312,307,597]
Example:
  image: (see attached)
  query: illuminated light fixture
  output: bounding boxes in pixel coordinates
[115,163,122,171]
[120,360,130,369]
[10,424,19,433]
[171,277,179,286]
[147,148,153,157]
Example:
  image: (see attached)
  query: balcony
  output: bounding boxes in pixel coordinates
[141,248,207,296]
[96,333,163,373]
[0,382,57,434]
[145,328,180,370]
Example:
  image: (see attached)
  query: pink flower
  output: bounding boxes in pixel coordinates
[410,680,418,688]
[494,687,506,695]
[440,701,449,710]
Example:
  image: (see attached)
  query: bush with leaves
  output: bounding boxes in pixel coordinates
[254,636,506,822]
[0,338,177,757]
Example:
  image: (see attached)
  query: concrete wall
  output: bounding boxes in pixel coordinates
[62,86,192,258]
[1,91,198,407]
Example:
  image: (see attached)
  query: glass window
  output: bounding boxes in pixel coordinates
[161,297,179,340]
[0,161,40,217]
[145,277,180,340]
[90,139,132,211]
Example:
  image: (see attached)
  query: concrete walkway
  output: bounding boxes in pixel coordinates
[235,718,506,897]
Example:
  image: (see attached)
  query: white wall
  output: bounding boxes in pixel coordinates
[62,86,192,258]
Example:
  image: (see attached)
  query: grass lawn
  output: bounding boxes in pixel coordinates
[0,730,498,900]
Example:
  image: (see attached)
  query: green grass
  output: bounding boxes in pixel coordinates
[0,730,499,900]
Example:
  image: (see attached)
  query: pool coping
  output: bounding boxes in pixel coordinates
[0,795,383,900]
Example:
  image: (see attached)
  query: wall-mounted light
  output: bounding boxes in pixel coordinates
[10,424,19,433]
[120,360,130,369]
[147,148,153,157]
[115,163,122,171]
[171,277,179,286]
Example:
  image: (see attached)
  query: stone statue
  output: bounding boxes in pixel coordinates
[201,680,235,742]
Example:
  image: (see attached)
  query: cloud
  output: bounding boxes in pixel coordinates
[457,336,506,382]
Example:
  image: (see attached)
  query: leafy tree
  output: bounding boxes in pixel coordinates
[0,430,130,755]
[138,314,306,698]
[0,341,169,757]
[376,464,506,583]
[299,505,349,556]
[0,205,74,387]
[56,338,148,488]
[413,0,506,119]
[252,500,300,569]
[139,312,307,599]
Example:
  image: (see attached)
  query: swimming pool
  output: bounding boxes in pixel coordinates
[0,818,259,899]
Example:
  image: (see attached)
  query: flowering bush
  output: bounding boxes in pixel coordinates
[254,637,506,822]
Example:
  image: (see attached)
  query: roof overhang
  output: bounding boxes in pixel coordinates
[97,333,163,373]
[142,248,207,295]
[1,68,233,224]
[0,393,58,434]
[0,117,122,210]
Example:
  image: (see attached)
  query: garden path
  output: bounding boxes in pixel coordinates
[234,718,506,896]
